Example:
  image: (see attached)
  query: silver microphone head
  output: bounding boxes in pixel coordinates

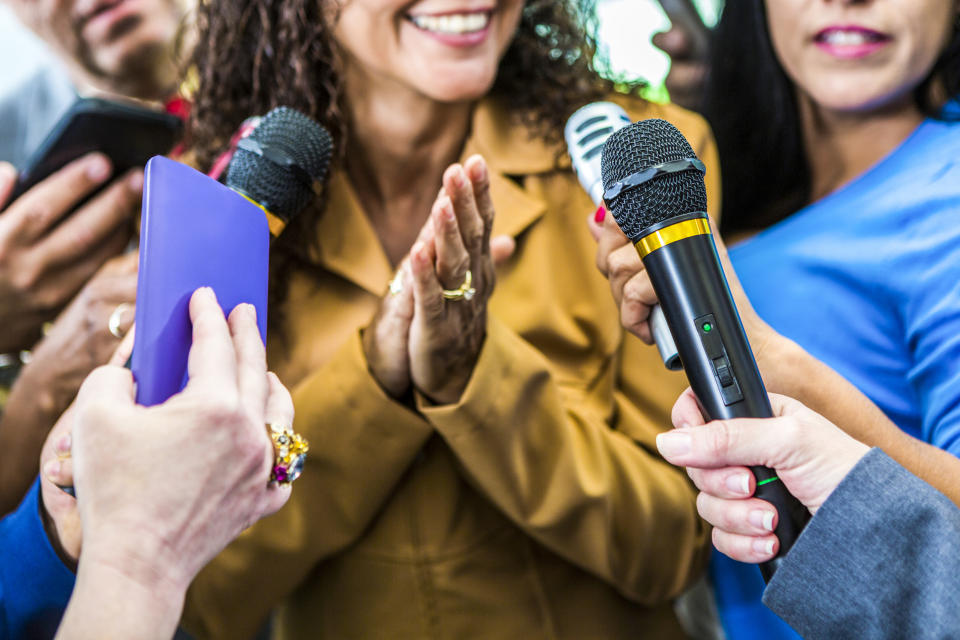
[564,102,632,206]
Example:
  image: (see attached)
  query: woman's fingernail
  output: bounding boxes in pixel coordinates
[725,473,751,496]
[594,205,606,223]
[468,157,486,182]
[452,166,465,188]
[750,510,776,532]
[43,459,61,479]
[656,431,691,457]
[87,154,111,181]
[55,433,72,455]
[753,538,776,556]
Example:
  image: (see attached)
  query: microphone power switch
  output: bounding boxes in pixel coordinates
[696,313,745,406]
[713,357,734,386]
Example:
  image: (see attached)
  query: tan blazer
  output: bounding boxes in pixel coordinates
[184,95,721,639]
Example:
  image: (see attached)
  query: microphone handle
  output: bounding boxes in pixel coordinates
[639,213,809,579]
[650,304,682,371]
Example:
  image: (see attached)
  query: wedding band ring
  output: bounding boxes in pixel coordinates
[442,270,476,301]
[108,303,132,339]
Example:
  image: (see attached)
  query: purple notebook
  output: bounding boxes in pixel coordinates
[132,156,269,406]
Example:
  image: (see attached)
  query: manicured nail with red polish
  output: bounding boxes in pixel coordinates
[594,205,606,223]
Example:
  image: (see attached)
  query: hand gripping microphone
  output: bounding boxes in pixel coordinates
[226,106,333,238]
[565,103,681,371]
[601,119,808,580]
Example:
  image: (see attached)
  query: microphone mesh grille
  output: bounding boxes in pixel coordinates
[226,106,333,223]
[600,118,707,241]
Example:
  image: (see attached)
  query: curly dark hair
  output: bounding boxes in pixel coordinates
[186,0,632,321]
[188,1,621,169]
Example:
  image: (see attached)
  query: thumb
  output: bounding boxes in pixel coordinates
[386,261,415,324]
[109,325,136,366]
[656,415,795,470]
[76,365,137,413]
[489,235,516,266]
[767,391,806,417]
[671,387,706,429]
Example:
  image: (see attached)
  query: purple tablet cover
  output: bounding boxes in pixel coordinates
[132,156,269,406]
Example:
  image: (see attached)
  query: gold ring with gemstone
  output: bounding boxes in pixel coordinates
[442,269,476,301]
[267,423,309,486]
[108,303,132,339]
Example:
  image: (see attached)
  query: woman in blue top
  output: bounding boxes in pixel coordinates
[698,0,960,638]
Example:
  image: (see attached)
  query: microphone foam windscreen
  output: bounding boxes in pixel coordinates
[600,118,707,241]
[226,106,333,224]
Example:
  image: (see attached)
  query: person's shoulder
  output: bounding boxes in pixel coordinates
[923,114,960,160]
[889,112,960,197]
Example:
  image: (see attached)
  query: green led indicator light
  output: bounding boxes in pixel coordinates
[756,477,780,486]
[702,323,713,333]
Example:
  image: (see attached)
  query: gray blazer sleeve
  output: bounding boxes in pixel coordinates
[762,448,960,639]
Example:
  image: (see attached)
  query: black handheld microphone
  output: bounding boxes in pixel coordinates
[226,106,333,238]
[564,102,681,371]
[601,119,809,580]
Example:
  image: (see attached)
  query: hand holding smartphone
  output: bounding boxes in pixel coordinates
[11,97,182,201]
[0,98,181,352]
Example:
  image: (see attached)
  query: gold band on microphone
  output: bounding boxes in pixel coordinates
[238,192,287,237]
[634,218,712,259]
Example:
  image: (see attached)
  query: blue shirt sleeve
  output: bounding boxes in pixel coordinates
[0,477,75,640]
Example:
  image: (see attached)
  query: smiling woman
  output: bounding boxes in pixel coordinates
[329,0,524,108]
[766,0,955,119]
[180,0,720,638]
[701,1,960,638]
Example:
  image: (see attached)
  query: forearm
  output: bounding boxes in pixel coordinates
[761,336,960,506]
[58,560,184,640]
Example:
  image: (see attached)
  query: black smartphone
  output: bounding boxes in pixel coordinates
[10,97,183,202]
